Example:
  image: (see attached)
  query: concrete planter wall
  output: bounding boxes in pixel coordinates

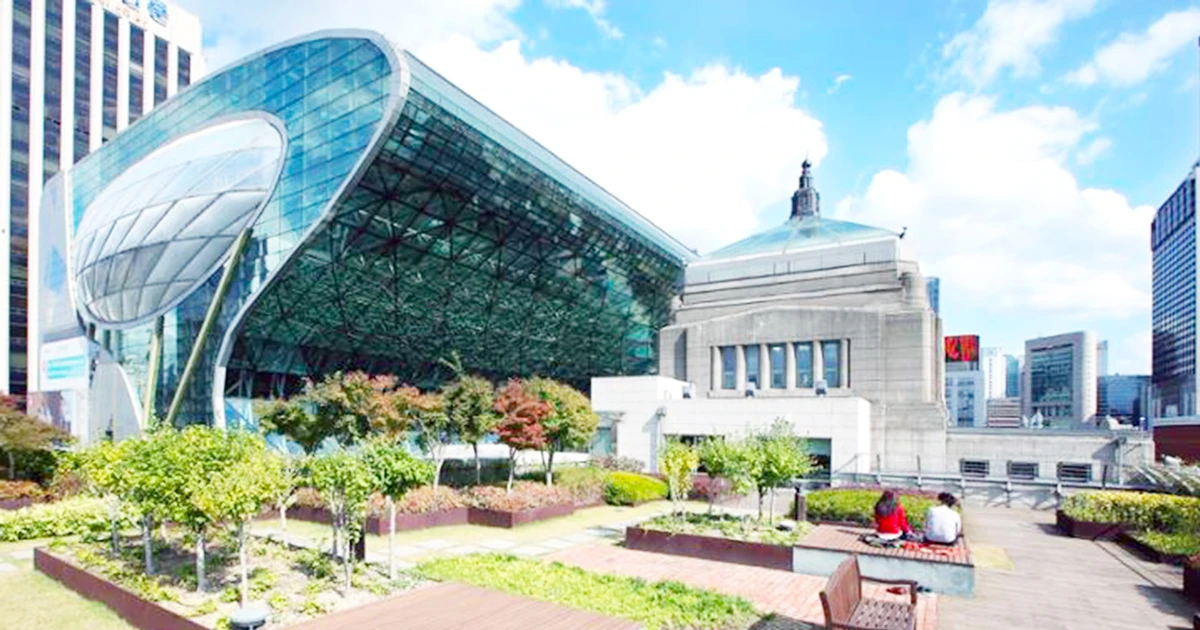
[1184,563,1200,604]
[34,548,207,630]
[367,507,470,535]
[467,503,576,528]
[624,526,794,571]
[1055,510,1128,540]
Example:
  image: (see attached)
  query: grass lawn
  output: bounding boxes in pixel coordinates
[0,538,133,630]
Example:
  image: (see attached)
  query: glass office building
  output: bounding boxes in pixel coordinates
[1097,374,1150,421]
[3,0,201,397]
[1151,167,1197,418]
[34,31,693,439]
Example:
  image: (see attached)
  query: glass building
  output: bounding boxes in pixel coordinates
[34,31,693,439]
[3,0,202,397]
[1005,354,1020,398]
[1151,167,1197,419]
[1022,331,1098,424]
[1097,374,1150,421]
[925,277,939,316]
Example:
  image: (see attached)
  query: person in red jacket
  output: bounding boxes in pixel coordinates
[873,490,912,540]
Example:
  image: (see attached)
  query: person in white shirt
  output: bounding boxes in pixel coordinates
[924,492,962,544]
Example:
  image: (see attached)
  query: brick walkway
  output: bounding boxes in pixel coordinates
[546,545,938,630]
[798,524,973,565]
[287,582,637,630]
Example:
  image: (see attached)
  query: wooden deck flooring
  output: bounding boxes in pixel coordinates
[798,524,973,566]
[286,582,639,630]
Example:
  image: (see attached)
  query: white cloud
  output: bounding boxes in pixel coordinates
[1066,7,1200,87]
[188,0,826,252]
[1075,136,1112,165]
[943,0,1097,88]
[545,0,623,39]
[652,35,667,49]
[418,36,827,251]
[836,94,1153,319]
[827,74,853,94]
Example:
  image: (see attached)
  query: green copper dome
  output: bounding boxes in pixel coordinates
[700,215,898,261]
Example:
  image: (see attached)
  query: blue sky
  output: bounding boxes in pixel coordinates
[189,0,1200,373]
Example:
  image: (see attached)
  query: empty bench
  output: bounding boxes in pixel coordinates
[819,555,917,630]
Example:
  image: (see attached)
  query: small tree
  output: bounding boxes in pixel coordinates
[362,439,434,580]
[118,428,188,575]
[77,440,129,556]
[699,437,760,518]
[442,376,499,485]
[494,379,549,493]
[193,433,285,606]
[259,398,325,455]
[392,387,452,489]
[0,396,66,479]
[525,378,598,486]
[752,421,816,522]
[660,439,699,517]
[260,372,396,453]
[309,450,375,595]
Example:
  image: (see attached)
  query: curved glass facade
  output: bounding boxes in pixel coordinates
[37,31,691,430]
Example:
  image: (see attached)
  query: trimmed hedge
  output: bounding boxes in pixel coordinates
[1061,490,1200,532]
[0,496,131,542]
[604,472,668,506]
[554,467,611,505]
[805,488,940,529]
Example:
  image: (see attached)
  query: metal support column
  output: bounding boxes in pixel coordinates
[164,228,253,427]
[141,315,163,427]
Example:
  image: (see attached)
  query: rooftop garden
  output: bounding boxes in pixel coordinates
[1062,490,1200,559]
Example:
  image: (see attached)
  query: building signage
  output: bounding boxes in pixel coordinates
[148,0,169,25]
[39,337,92,391]
[945,335,980,364]
[96,0,169,32]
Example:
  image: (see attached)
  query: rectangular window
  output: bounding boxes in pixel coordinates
[769,343,786,389]
[1007,462,1038,480]
[720,346,736,390]
[101,11,118,140]
[960,459,989,478]
[74,0,92,160]
[795,342,813,387]
[153,36,168,104]
[128,25,144,122]
[177,48,191,89]
[44,0,63,181]
[745,345,760,388]
[822,340,841,387]
[1057,463,1092,483]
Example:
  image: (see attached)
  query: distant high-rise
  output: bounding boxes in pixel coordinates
[1022,331,1098,424]
[2,0,203,394]
[1005,354,1020,398]
[1096,340,1108,377]
[981,346,1006,400]
[926,277,939,316]
[1097,374,1150,421]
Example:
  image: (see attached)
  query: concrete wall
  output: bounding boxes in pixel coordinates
[946,428,1154,482]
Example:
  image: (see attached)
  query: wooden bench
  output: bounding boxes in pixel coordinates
[819,555,917,630]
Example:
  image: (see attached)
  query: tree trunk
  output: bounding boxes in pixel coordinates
[757,489,765,520]
[473,443,482,485]
[195,532,207,593]
[342,512,352,595]
[238,522,249,606]
[387,496,396,581]
[433,455,445,491]
[545,450,555,486]
[279,504,287,535]
[507,450,516,494]
[142,514,155,575]
[109,497,120,557]
[768,488,775,523]
[331,517,339,556]
[6,450,14,480]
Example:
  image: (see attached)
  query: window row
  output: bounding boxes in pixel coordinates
[715,340,846,391]
[959,459,1092,482]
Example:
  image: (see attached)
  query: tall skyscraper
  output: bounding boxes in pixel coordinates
[1005,354,1020,398]
[1,0,202,394]
[981,346,1006,400]
[926,276,939,316]
[1097,374,1150,421]
[1022,331,1098,424]
[1096,340,1108,377]
[1151,166,1197,419]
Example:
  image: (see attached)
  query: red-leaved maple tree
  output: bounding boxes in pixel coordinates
[494,379,550,493]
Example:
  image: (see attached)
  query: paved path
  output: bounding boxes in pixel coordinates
[546,545,939,630]
[939,506,1196,630]
[287,582,638,630]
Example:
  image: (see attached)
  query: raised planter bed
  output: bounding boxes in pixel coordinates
[624,526,794,572]
[1118,532,1193,566]
[467,503,576,528]
[1184,562,1200,604]
[34,547,207,630]
[1055,510,1128,540]
[286,505,470,535]
[0,497,35,510]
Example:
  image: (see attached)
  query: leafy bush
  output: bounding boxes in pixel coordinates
[1061,491,1200,532]
[643,512,813,546]
[604,472,668,506]
[1130,530,1200,557]
[391,486,467,514]
[417,554,758,630]
[466,482,573,512]
[554,467,611,505]
[589,455,645,472]
[0,496,132,542]
[292,487,324,509]
[688,474,730,503]
[0,479,46,502]
[805,489,940,529]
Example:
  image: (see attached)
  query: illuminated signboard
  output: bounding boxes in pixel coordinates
[945,335,980,363]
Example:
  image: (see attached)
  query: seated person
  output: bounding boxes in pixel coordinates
[873,490,912,541]
[924,492,962,544]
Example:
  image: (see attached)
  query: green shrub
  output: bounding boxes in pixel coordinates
[604,472,668,506]
[554,467,611,505]
[465,482,573,512]
[0,496,130,542]
[1130,530,1200,557]
[805,489,940,529]
[1061,491,1200,532]
[417,554,757,630]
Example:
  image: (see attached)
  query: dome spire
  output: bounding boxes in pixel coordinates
[790,159,820,219]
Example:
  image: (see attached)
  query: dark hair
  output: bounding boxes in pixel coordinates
[938,492,957,508]
[874,490,898,518]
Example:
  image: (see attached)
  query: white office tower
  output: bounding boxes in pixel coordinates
[1,0,203,394]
